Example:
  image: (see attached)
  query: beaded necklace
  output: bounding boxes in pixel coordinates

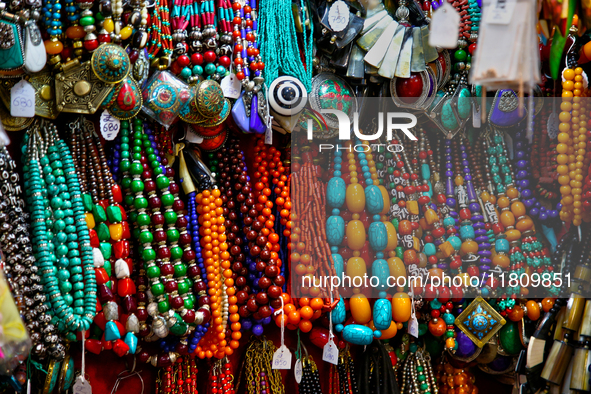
[487,131,558,296]
[246,141,289,309]
[327,348,358,394]
[194,188,233,358]
[154,357,198,394]
[23,121,97,338]
[231,0,264,86]
[435,139,462,274]
[176,152,210,352]
[454,138,488,282]
[420,132,452,275]
[217,140,274,336]
[398,347,438,394]
[558,67,588,226]
[69,118,139,356]
[357,140,391,340]
[148,0,173,67]
[258,0,312,91]
[0,146,66,360]
[292,156,334,333]
[42,0,65,58]
[529,109,560,222]
[208,358,235,394]
[126,0,150,64]
[459,137,495,295]
[117,119,209,340]
[513,124,559,248]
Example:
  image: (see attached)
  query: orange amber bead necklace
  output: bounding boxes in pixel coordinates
[194,189,239,358]
[558,67,589,225]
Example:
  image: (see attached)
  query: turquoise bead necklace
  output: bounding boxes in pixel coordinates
[258,0,313,91]
[325,146,346,332]
[357,140,390,339]
[22,121,97,339]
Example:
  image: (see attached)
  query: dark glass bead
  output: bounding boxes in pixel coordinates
[122,295,138,314]
[160,263,174,275]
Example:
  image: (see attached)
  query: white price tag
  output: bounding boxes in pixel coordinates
[72,376,92,394]
[10,80,35,118]
[221,73,241,99]
[294,359,303,383]
[328,1,350,32]
[99,110,121,141]
[428,2,460,49]
[272,345,292,370]
[265,116,273,145]
[322,339,339,365]
[408,312,419,338]
[486,0,516,24]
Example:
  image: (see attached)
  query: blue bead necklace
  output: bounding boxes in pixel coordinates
[42,0,63,38]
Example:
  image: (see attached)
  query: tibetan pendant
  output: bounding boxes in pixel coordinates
[455,296,506,348]
[55,60,114,114]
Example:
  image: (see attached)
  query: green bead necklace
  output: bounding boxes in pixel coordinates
[22,121,97,338]
[119,119,204,338]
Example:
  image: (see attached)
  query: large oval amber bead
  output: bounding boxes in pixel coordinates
[378,186,390,215]
[516,218,534,232]
[510,201,526,217]
[384,222,398,251]
[500,211,516,227]
[392,292,411,322]
[44,40,64,55]
[492,253,510,269]
[460,240,478,255]
[387,257,405,279]
[369,320,398,339]
[505,229,522,242]
[526,300,540,321]
[346,183,365,213]
[66,25,85,39]
[346,220,366,250]
[350,294,371,324]
[346,257,367,284]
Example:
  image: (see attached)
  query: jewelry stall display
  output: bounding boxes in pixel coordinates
[0,0,590,393]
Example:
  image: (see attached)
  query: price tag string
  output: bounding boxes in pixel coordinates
[272,296,292,369]
[328,293,334,342]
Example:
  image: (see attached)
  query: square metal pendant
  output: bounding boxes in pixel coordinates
[55,60,113,114]
[455,296,506,348]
